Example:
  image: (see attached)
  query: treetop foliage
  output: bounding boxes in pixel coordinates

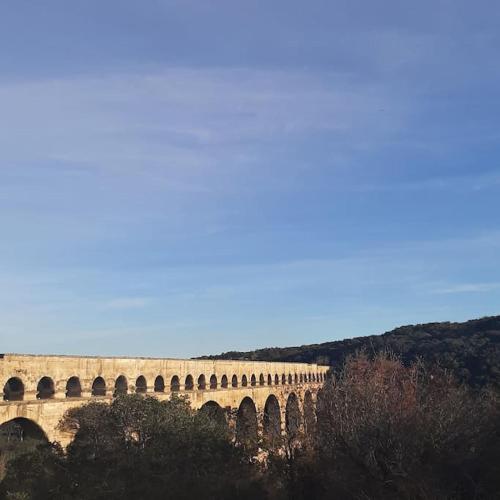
[1,395,264,500]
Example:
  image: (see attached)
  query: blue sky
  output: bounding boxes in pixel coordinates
[1,0,499,357]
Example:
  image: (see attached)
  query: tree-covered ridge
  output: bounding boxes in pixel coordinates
[200,315,500,388]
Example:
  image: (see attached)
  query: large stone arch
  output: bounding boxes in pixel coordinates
[0,417,50,470]
[0,417,48,442]
[315,388,326,432]
[235,396,258,452]
[199,401,228,429]
[303,390,316,436]
[285,392,302,441]
[263,394,281,449]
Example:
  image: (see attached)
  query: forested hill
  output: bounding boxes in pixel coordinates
[200,316,500,388]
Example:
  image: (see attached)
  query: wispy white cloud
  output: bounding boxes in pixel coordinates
[432,283,500,294]
[0,68,410,181]
[354,169,500,194]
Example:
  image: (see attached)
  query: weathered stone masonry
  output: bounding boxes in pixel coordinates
[1,353,329,446]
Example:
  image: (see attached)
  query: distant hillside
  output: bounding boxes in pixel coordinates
[200,316,500,388]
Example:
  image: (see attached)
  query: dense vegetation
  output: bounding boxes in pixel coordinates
[2,353,499,499]
[1,395,265,500]
[201,315,500,388]
[282,353,500,500]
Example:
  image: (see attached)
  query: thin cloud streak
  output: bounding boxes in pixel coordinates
[0,68,411,175]
[432,283,500,294]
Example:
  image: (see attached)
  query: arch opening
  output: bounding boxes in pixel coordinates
[154,376,165,393]
[91,377,106,397]
[267,374,272,385]
[231,375,238,388]
[0,418,48,444]
[285,392,302,443]
[259,374,265,386]
[66,376,82,398]
[288,374,293,384]
[114,375,128,397]
[316,388,326,430]
[185,374,194,391]
[198,374,206,390]
[221,375,228,389]
[281,374,286,385]
[36,377,55,400]
[135,376,147,394]
[274,374,279,385]
[3,377,24,401]
[250,374,256,386]
[304,390,316,437]
[294,373,299,384]
[209,374,217,390]
[199,401,228,429]
[241,375,248,387]
[235,396,258,452]
[170,375,180,392]
[263,394,282,450]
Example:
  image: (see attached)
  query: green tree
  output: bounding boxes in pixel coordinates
[2,395,266,500]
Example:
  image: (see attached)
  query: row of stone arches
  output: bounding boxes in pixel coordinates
[0,391,318,452]
[230,391,316,450]
[3,372,325,401]
[160,372,324,391]
[199,391,316,450]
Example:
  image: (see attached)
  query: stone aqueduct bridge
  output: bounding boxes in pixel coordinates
[1,354,329,446]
